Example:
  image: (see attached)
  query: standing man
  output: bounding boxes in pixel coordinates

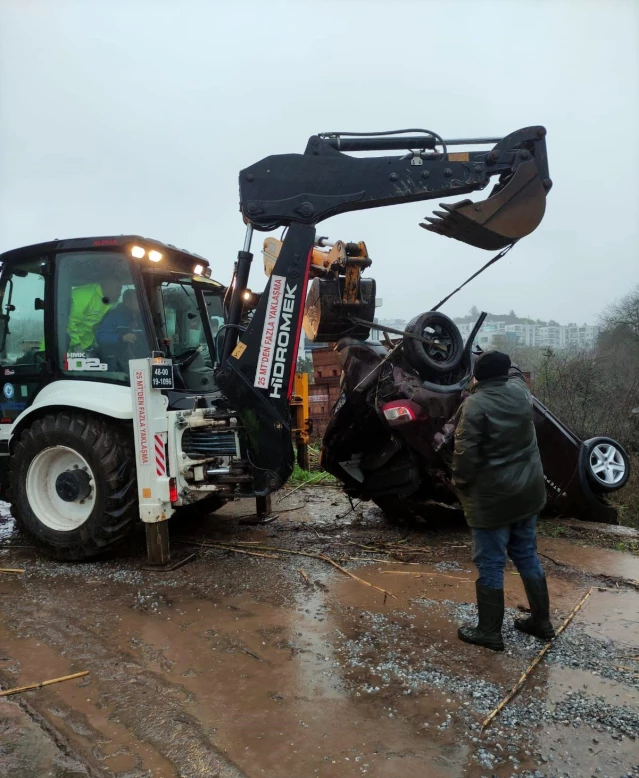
[452,350,554,651]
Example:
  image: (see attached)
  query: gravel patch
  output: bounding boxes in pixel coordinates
[433,561,469,573]
[334,599,639,766]
[418,597,639,688]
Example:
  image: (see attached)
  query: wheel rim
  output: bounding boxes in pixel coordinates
[26,446,96,531]
[589,443,626,486]
[422,323,456,364]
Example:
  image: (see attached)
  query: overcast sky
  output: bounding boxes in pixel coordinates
[1,0,637,325]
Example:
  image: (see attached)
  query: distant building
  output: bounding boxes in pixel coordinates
[456,318,599,351]
[370,318,407,340]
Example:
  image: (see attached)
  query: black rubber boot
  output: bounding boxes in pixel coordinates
[514,576,555,640]
[458,582,505,651]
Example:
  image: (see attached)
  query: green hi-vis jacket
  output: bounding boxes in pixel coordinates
[452,369,547,529]
[67,283,114,352]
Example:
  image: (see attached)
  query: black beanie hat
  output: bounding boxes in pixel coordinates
[474,350,511,381]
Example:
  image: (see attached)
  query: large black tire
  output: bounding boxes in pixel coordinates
[7,412,138,560]
[403,311,464,379]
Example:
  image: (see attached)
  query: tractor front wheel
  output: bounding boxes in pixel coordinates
[7,412,139,560]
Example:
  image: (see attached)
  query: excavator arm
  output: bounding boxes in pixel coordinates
[240,126,551,245]
[217,126,551,494]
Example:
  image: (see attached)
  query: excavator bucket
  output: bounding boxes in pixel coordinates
[420,160,548,250]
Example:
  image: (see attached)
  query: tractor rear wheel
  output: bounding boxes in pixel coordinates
[7,412,138,560]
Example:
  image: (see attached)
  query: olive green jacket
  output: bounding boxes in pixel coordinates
[452,370,546,529]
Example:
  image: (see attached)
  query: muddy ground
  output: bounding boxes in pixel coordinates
[0,486,638,778]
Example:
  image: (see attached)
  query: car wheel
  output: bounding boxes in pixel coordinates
[7,412,138,560]
[582,437,630,493]
[403,311,464,379]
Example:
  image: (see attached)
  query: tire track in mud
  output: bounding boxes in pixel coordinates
[0,694,101,778]
[1,592,247,778]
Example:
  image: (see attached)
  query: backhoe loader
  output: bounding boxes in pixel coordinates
[0,126,551,561]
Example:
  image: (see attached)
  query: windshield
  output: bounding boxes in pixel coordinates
[144,271,224,392]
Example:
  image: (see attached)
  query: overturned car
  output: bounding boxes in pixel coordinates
[318,311,630,525]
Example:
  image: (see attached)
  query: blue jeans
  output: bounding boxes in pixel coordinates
[472,515,544,589]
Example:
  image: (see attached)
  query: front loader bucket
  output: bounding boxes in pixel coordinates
[421,160,548,250]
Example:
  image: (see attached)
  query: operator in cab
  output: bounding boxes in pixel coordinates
[96,288,146,368]
[67,274,123,353]
[452,351,554,652]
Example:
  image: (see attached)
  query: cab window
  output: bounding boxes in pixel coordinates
[0,259,46,373]
[159,280,214,368]
[142,271,222,392]
[56,252,150,382]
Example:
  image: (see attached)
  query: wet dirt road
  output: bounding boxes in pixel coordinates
[0,487,638,778]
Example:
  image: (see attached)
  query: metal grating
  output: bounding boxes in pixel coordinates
[181,428,239,458]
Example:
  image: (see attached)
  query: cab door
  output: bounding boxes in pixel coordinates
[0,257,50,426]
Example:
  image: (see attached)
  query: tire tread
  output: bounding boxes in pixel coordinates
[7,412,138,560]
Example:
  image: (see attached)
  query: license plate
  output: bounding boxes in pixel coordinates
[151,363,174,390]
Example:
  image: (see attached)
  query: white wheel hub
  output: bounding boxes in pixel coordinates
[589,443,626,486]
[26,446,96,531]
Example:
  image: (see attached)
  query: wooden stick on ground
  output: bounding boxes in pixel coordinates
[380,570,472,582]
[319,554,397,599]
[481,587,594,731]
[0,671,89,698]
[199,543,280,559]
[0,568,25,574]
[180,537,397,598]
[204,541,323,561]
[298,568,311,585]
[347,558,426,565]
[613,665,639,673]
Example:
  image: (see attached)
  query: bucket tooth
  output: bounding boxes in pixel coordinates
[420,160,547,250]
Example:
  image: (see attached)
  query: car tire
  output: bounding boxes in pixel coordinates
[403,311,464,378]
[582,436,630,493]
[7,412,138,560]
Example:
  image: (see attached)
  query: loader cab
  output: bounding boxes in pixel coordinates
[0,236,224,421]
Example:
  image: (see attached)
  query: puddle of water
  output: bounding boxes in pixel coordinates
[0,561,475,778]
[531,720,639,777]
[577,589,639,647]
[1,499,638,778]
[547,665,639,707]
[293,579,343,700]
[538,536,639,580]
[0,698,69,778]
[0,501,16,542]
[1,633,178,776]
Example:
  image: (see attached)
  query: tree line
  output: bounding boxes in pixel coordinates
[490,285,639,453]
